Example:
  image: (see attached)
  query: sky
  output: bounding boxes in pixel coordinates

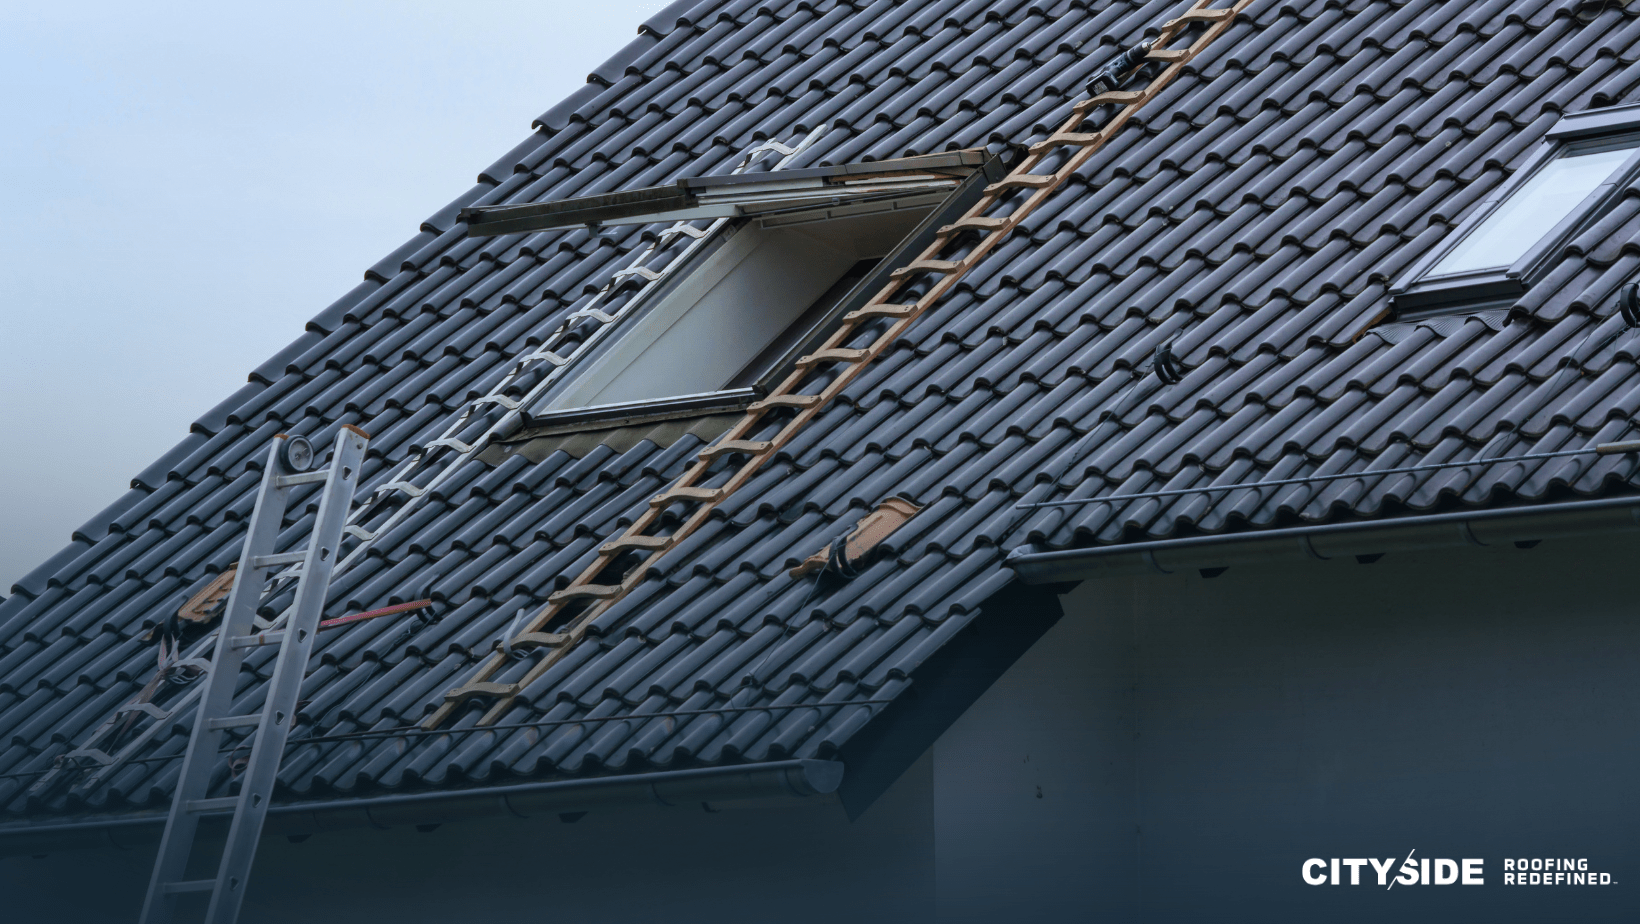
[0,0,671,594]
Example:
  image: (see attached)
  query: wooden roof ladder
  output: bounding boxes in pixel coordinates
[428,0,1256,730]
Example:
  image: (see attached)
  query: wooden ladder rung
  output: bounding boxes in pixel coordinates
[890,260,964,279]
[938,216,1009,235]
[1166,7,1234,26]
[548,582,623,603]
[795,347,871,368]
[508,631,571,650]
[1075,90,1145,113]
[1147,49,1190,63]
[698,439,773,460]
[601,534,673,553]
[984,175,1055,194]
[443,680,521,704]
[749,393,823,412]
[649,485,726,507]
[844,302,918,321]
[1028,132,1103,155]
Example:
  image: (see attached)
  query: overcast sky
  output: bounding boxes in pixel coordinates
[0,1,669,593]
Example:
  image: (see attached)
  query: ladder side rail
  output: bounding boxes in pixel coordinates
[204,428,368,924]
[324,214,731,576]
[138,436,296,924]
[323,127,829,574]
[40,129,833,796]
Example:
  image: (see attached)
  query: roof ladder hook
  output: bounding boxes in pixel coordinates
[1151,340,1185,385]
[1619,282,1640,328]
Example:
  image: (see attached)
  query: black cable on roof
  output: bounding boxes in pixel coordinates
[1017,440,1640,511]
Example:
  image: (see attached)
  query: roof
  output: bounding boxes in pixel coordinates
[4,0,1640,822]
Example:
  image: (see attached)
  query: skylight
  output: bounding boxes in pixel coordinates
[490,151,1006,427]
[1427,143,1634,277]
[1390,103,1640,317]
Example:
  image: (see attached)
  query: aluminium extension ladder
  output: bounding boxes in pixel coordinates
[138,427,368,924]
[30,130,826,803]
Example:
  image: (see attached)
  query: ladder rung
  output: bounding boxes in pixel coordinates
[548,583,623,604]
[1166,7,1234,25]
[749,393,822,412]
[697,439,772,461]
[206,714,263,730]
[890,260,963,279]
[375,480,426,498]
[985,175,1056,194]
[1147,48,1190,63]
[163,880,217,895]
[116,702,169,720]
[649,485,725,507]
[427,436,475,453]
[601,534,674,554]
[508,631,572,650]
[63,747,114,766]
[1028,132,1103,155]
[938,216,1008,234]
[1076,90,1145,112]
[795,348,870,369]
[443,681,521,704]
[251,551,307,568]
[844,302,918,322]
[229,631,284,650]
[274,470,329,488]
[186,796,240,815]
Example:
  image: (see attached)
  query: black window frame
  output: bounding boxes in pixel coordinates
[1390,103,1640,318]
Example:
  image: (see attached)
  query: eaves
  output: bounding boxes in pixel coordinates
[1008,493,1640,583]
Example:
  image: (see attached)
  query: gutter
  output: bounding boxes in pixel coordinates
[1007,494,1640,584]
[0,759,843,859]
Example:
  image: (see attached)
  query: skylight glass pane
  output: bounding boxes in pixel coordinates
[1430,145,1635,276]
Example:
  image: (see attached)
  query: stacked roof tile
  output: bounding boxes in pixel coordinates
[4,0,1640,819]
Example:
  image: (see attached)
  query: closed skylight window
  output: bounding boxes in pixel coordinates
[1391,103,1640,317]
[1428,143,1635,277]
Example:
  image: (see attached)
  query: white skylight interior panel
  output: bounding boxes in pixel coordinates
[544,208,926,411]
[1430,142,1636,276]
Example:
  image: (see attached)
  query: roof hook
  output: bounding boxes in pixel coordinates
[1151,340,1185,385]
[1086,38,1155,97]
[1620,281,1640,328]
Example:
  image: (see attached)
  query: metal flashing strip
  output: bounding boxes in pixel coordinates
[504,389,759,441]
[1007,494,1640,583]
[462,150,986,236]
[0,759,844,859]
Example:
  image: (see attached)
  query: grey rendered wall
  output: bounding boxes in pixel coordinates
[1,751,934,924]
[932,532,1640,923]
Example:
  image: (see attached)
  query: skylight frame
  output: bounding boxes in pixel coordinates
[1390,103,1640,317]
[527,154,1008,425]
